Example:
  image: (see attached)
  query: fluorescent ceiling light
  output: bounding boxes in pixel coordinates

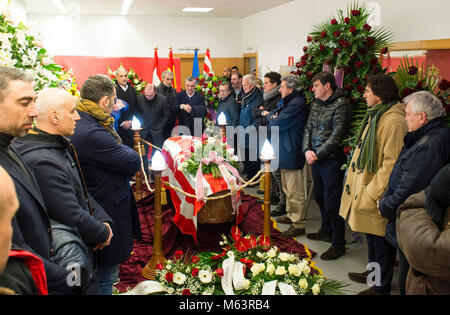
[52,0,68,14]
[121,0,134,15]
[182,7,214,13]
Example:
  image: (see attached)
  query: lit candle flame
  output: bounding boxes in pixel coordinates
[131,116,141,129]
[151,150,166,171]
[217,112,227,125]
[260,139,275,160]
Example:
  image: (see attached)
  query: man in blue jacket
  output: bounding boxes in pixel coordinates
[269,74,309,238]
[238,74,263,180]
[0,66,73,294]
[70,74,141,295]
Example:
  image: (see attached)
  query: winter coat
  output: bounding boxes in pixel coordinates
[268,90,308,170]
[216,94,241,127]
[379,118,450,247]
[116,83,138,147]
[251,88,282,127]
[302,89,352,160]
[0,133,72,294]
[397,191,450,294]
[339,102,408,236]
[70,111,141,266]
[238,86,263,148]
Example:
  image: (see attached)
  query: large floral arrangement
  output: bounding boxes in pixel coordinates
[196,73,225,109]
[394,56,450,125]
[177,134,239,179]
[296,2,392,147]
[108,66,147,94]
[0,6,78,92]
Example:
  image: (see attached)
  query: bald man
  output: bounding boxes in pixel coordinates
[115,67,138,148]
[12,88,113,294]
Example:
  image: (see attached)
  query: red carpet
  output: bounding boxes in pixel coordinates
[116,188,316,292]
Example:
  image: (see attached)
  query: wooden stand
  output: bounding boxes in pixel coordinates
[132,128,146,201]
[260,157,274,243]
[142,168,166,280]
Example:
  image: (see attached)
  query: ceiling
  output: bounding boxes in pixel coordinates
[22,0,294,18]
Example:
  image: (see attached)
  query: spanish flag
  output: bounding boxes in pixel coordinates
[167,46,177,90]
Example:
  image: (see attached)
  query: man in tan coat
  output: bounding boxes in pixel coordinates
[339,74,407,295]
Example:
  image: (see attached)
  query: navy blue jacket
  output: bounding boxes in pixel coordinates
[379,118,450,247]
[172,90,206,136]
[70,111,141,266]
[0,133,72,294]
[238,87,263,149]
[268,90,308,170]
[217,94,241,127]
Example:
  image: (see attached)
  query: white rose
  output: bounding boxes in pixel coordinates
[231,155,239,162]
[250,263,265,277]
[275,266,286,276]
[312,283,320,295]
[134,79,139,84]
[298,278,309,290]
[167,287,174,294]
[278,252,291,262]
[266,263,275,275]
[301,265,311,276]
[226,148,234,155]
[173,272,186,285]
[288,264,301,277]
[199,270,213,284]
[267,248,277,258]
[256,251,264,259]
[243,279,250,290]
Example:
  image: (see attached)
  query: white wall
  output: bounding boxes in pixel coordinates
[27,13,242,58]
[242,0,450,74]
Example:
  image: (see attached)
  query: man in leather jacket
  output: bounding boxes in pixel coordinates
[302,72,351,260]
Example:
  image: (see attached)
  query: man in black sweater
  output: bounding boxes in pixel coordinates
[157,70,177,140]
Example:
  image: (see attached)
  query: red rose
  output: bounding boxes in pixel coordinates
[350,54,357,60]
[222,136,227,143]
[209,73,213,77]
[300,60,307,67]
[416,81,424,89]
[344,17,350,24]
[190,146,195,152]
[216,268,224,277]
[296,69,302,75]
[334,30,341,37]
[306,71,314,79]
[343,145,351,155]
[156,263,164,270]
[174,250,183,260]
[355,61,364,68]
[334,47,341,55]
[339,39,350,48]
[357,85,365,93]
[202,133,208,141]
[408,66,418,75]
[307,36,313,42]
[351,9,360,16]
[182,289,191,295]
[365,37,375,47]
[320,30,327,38]
[358,47,367,55]
[290,71,296,75]
[330,18,337,25]
[301,54,308,61]
[303,46,308,52]
[213,83,218,87]
[352,77,359,84]
[165,273,173,283]
[349,26,357,34]
[370,58,379,66]
[438,79,449,91]
[363,24,372,31]
[191,256,200,263]
[319,44,326,51]
[191,267,199,277]
[218,80,222,84]
[296,62,302,68]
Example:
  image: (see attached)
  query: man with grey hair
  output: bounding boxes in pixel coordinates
[172,76,206,136]
[157,70,177,139]
[268,74,309,238]
[238,74,263,179]
[378,90,450,294]
[115,67,137,148]
[12,88,114,294]
[70,74,141,294]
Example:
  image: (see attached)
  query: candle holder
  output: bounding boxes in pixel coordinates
[142,164,168,280]
[217,112,228,140]
[132,128,146,201]
[259,139,276,242]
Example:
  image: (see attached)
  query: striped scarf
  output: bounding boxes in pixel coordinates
[77,99,122,145]
[355,102,394,173]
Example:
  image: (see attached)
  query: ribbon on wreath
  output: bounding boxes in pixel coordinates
[195,150,241,214]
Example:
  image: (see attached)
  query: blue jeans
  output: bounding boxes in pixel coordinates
[311,156,347,248]
[97,264,119,295]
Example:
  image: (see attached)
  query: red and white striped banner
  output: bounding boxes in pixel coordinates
[203,48,213,76]
[162,136,242,242]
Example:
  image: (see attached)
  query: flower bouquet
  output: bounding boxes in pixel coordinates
[107,66,147,94]
[198,226,348,295]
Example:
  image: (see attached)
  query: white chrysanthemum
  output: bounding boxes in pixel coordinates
[199,270,213,284]
[173,272,187,285]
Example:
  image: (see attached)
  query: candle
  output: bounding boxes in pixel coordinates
[131,116,141,129]
[151,150,166,171]
[260,139,275,160]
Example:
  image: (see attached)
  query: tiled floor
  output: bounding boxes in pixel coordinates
[244,185,401,295]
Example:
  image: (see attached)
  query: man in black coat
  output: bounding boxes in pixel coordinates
[0,66,73,294]
[115,67,138,148]
[135,83,169,151]
[217,81,240,127]
[302,72,352,261]
[378,91,450,294]
[172,76,207,137]
[12,88,114,294]
[70,74,141,295]
[157,70,177,140]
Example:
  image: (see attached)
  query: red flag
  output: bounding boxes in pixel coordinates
[203,48,213,76]
[152,47,161,85]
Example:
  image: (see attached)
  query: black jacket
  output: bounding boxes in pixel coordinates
[379,118,450,247]
[251,89,282,127]
[0,133,72,294]
[302,89,351,160]
[116,83,138,147]
[70,111,141,266]
[216,94,241,127]
[172,90,207,135]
